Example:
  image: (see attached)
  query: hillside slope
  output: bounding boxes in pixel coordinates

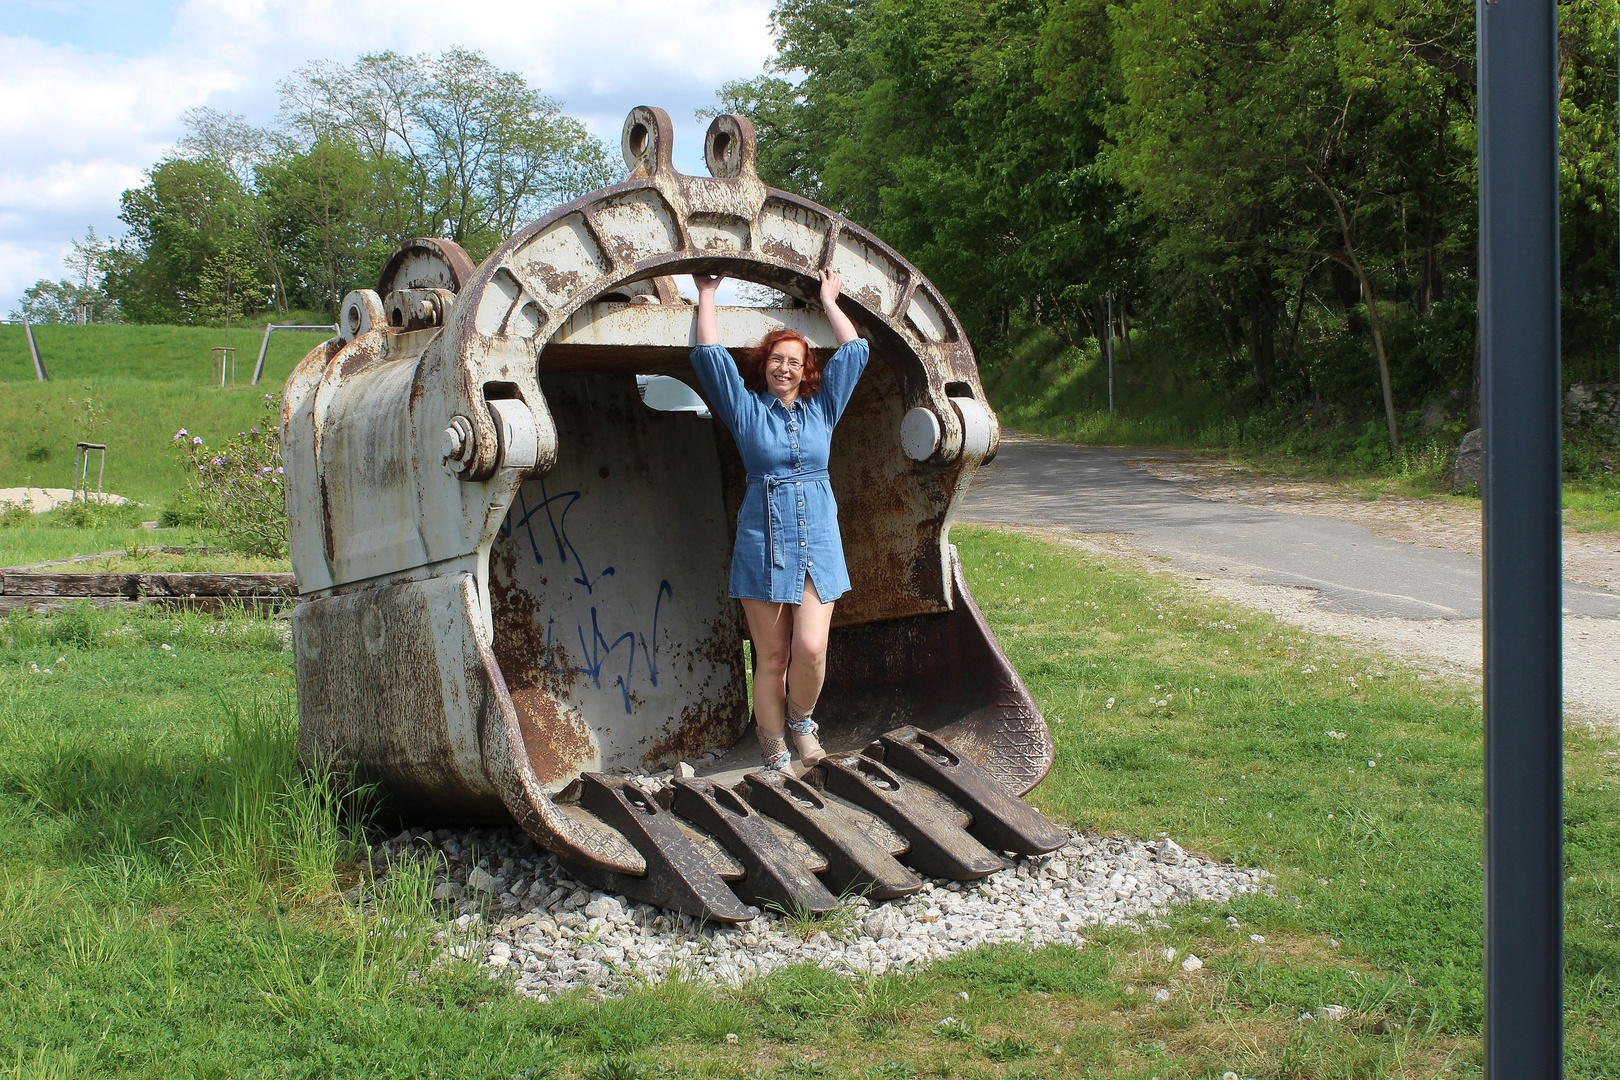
[0,324,331,507]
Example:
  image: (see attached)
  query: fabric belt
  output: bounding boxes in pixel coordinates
[747,468,830,577]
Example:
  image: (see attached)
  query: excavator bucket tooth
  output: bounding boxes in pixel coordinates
[568,773,758,923]
[670,777,840,915]
[875,727,1069,855]
[816,753,1006,881]
[742,768,925,901]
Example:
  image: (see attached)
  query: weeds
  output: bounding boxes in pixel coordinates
[771,895,863,942]
[170,394,287,557]
[0,497,34,528]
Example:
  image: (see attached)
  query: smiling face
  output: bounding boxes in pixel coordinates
[765,337,808,404]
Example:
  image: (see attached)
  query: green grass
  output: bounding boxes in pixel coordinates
[1566,475,1620,533]
[1,530,1615,1077]
[0,504,290,571]
[0,323,331,507]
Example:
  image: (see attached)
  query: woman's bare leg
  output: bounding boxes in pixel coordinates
[786,576,835,712]
[740,598,792,735]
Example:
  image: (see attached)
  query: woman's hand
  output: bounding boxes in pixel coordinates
[693,272,724,294]
[817,268,842,304]
[817,268,858,345]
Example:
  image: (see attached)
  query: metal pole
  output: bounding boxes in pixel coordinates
[254,323,274,386]
[1106,291,1115,413]
[24,321,47,381]
[251,324,338,385]
[1478,0,1563,1076]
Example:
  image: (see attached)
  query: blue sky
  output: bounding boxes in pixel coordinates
[0,0,779,314]
[7,0,184,56]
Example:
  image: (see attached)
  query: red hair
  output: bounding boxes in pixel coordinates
[743,329,822,398]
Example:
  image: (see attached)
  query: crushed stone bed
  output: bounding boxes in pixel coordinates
[365,825,1272,1000]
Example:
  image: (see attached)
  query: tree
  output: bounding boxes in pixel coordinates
[103,158,248,324]
[256,135,387,314]
[14,227,122,324]
[174,107,292,314]
[276,49,621,260]
[185,236,270,340]
[9,278,120,324]
[100,51,614,321]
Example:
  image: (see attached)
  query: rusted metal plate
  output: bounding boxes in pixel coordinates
[487,372,749,786]
[741,769,923,901]
[875,727,1069,855]
[811,551,1055,796]
[570,772,757,922]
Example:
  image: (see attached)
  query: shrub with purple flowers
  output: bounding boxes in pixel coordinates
[172,394,288,557]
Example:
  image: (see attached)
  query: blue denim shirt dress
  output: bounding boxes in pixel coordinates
[688,338,871,604]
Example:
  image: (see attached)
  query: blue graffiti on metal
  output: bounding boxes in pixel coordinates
[503,479,615,594]
[501,480,673,713]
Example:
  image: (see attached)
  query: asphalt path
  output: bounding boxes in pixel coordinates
[957,437,1620,622]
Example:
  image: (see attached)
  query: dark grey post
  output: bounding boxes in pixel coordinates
[24,321,47,381]
[1478,0,1563,1076]
[1106,291,1115,413]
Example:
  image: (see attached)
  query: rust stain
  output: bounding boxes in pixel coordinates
[487,536,597,788]
[318,474,335,566]
[759,236,810,267]
[525,260,588,296]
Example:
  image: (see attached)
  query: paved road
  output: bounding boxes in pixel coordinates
[957,437,1620,621]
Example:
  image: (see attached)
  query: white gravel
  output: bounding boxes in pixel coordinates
[364,824,1271,1000]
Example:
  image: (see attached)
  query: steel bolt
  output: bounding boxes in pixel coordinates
[442,415,474,471]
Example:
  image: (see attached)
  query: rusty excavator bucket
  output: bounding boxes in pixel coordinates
[282,108,1066,922]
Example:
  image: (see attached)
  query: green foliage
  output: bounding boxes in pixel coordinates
[183,236,269,328]
[48,498,143,531]
[8,279,122,325]
[103,158,251,326]
[12,228,123,325]
[171,394,288,558]
[99,49,620,323]
[0,498,34,529]
[725,0,1616,435]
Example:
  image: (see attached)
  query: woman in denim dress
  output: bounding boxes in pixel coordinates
[688,269,867,771]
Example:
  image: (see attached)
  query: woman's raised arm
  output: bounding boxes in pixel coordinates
[818,268,859,345]
[687,273,747,430]
[694,273,722,344]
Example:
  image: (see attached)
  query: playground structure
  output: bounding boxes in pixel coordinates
[281,108,1065,921]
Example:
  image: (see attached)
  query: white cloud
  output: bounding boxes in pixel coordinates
[1,0,776,313]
